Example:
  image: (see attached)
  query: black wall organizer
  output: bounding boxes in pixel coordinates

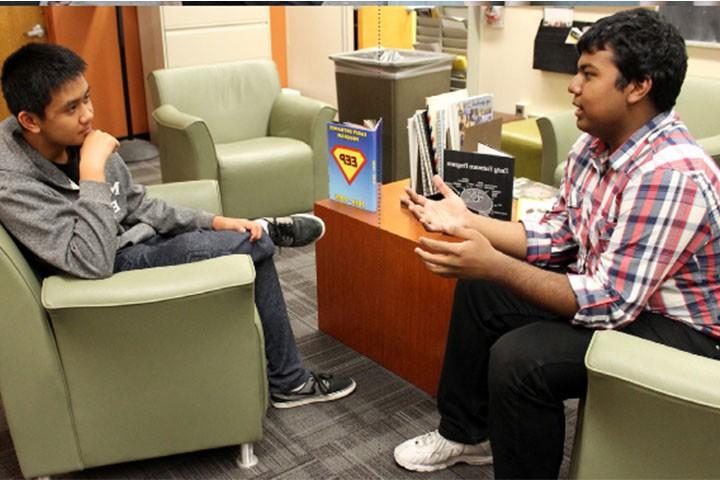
[532,20,593,75]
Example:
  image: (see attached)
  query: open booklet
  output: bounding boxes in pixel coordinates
[443,144,514,220]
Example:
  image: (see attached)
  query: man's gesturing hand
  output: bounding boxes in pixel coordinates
[401,175,469,234]
[414,225,501,280]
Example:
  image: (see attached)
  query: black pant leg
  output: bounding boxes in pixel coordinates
[488,321,592,479]
[437,279,562,445]
[440,278,720,479]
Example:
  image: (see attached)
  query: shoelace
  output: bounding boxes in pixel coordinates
[310,372,335,394]
[271,219,295,245]
[415,431,441,446]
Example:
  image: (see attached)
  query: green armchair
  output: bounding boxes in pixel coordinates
[537,75,720,187]
[570,330,720,478]
[148,60,337,219]
[0,180,267,478]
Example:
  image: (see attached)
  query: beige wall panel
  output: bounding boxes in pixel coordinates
[286,6,353,108]
[165,25,271,68]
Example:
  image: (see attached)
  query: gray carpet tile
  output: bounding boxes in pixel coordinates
[275,244,319,337]
[0,159,578,479]
[126,157,162,186]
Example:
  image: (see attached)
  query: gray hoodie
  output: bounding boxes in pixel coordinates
[0,117,214,279]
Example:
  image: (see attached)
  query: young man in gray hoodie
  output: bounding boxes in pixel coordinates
[0,43,355,409]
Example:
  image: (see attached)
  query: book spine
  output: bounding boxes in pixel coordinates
[420,111,438,196]
[413,113,432,196]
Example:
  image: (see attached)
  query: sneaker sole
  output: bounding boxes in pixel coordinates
[394,453,493,472]
[295,213,326,242]
[271,379,356,409]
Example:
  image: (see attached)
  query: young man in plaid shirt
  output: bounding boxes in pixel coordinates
[395,8,720,478]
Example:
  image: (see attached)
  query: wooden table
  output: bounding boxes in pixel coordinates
[314,180,458,396]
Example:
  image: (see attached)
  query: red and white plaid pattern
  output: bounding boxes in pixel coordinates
[523,111,720,338]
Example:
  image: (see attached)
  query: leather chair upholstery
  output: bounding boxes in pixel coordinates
[0,180,267,478]
[148,60,337,219]
[570,330,720,478]
[537,75,720,187]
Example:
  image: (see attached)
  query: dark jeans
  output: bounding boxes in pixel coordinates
[437,279,720,479]
[114,229,310,393]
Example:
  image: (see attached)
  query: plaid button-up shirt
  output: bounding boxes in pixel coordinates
[523,110,720,338]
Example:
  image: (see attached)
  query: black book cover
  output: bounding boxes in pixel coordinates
[443,148,514,220]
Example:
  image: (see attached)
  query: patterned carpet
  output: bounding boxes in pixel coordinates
[0,159,577,479]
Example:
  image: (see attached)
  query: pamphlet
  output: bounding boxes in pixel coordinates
[327,119,382,212]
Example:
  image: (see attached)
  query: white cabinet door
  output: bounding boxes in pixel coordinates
[161,6,268,29]
[160,6,271,68]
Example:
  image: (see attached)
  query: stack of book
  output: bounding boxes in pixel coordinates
[409,90,495,194]
[408,91,521,220]
[408,110,438,197]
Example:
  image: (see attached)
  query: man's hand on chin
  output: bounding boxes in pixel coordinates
[79,129,119,182]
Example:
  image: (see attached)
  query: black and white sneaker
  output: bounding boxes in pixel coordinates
[271,372,356,409]
[264,214,326,247]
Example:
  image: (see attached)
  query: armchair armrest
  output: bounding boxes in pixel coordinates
[42,254,255,310]
[698,134,720,165]
[146,180,223,216]
[269,93,337,145]
[38,255,266,472]
[269,93,337,201]
[571,330,720,478]
[585,330,720,406]
[152,104,219,182]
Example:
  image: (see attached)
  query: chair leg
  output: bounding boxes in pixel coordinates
[236,443,258,469]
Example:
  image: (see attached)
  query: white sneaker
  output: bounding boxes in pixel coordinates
[393,430,492,472]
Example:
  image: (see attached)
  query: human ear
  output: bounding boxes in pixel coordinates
[627,77,653,105]
[16,111,42,133]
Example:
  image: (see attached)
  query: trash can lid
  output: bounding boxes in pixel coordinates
[330,48,455,68]
[329,48,455,79]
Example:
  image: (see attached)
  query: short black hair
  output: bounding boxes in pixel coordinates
[577,8,687,113]
[1,43,87,118]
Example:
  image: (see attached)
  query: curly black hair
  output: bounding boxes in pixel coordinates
[577,8,687,113]
[1,43,87,118]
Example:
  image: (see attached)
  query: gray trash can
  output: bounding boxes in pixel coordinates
[330,48,455,183]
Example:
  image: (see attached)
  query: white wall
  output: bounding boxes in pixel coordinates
[470,5,720,117]
[285,6,353,108]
